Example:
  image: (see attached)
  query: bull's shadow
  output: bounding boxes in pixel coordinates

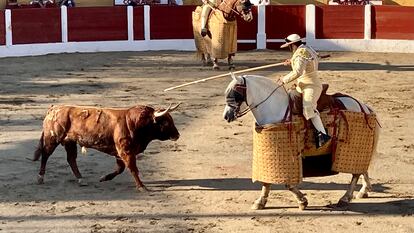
[148,177,389,192]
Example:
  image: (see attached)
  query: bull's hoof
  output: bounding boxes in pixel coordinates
[251,198,267,210]
[37,175,44,185]
[299,200,308,211]
[78,178,88,187]
[336,200,350,209]
[356,192,369,199]
[99,176,108,182]
[137,186,150,192]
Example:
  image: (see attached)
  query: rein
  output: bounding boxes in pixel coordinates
[219,0,241,16]
[235,77,285,118]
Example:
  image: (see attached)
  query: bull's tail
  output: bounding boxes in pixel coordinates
[33,131,44,161]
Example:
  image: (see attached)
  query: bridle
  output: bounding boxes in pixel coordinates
[219,0,252,19]
[226,76,285,118]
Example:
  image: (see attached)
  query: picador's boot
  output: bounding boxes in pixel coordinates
[201,28,208,37]
[310,114,331,148]
[315,131,331,148]
[201,28,211,38]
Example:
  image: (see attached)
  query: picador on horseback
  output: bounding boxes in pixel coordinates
[279,33,331,148]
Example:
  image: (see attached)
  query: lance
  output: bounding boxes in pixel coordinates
[163,62,285,92]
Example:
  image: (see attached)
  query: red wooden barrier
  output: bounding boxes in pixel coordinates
[133,7,145,40]
[372,6,414,40]
[237,6,258,40]
[315,5,364,39]
[0,11,5,45]
[265,5,306,49]
[237,6,258,50]
[150,6,195,39]
[11,8,61,44]
[68,7,128,42]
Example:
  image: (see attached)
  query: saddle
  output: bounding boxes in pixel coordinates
[287,84,346,115]
[286,84,349,157]
[286,84,375,158]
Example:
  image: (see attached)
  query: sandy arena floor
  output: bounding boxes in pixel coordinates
[0,50,413,233]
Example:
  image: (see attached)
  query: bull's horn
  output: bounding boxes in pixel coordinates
[169,102,181,112]
[154,103,181,118]
[154,104,172,118]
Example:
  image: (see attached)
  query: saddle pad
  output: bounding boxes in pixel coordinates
[332,111,377,174]
[252,122,304,185]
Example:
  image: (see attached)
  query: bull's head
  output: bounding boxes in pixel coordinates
[153,103,181,141]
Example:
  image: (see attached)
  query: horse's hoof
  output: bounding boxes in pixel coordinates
[299,200,308,211]
[336,200,349,209]
[78,178,88,187]
[251,202,265,210]
[137,186,150,192]
[251,198,267,210]
[229,65,235,70]
[37,175,44,185]
[356,192,369,199]
[213,65,220,70]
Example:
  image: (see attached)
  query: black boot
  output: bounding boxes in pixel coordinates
[201,28,211,38]
[201,28,208,37]
[315,132,331,148]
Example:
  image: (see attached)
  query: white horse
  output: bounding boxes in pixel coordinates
[223,74,380,210]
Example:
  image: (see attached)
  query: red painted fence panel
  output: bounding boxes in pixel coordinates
[0,11,5,45]
[11,8,61,44]
[133,7,145,40]
[315,6,364,39]
[372,6,414,40]
[266,5,306,49]
[68,7,128,42]
[150,6,195,39]
[237,6,258,50]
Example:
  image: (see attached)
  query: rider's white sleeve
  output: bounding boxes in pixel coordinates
[282,56,306,84]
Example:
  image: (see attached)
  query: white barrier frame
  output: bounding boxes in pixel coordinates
[1,4,414,58]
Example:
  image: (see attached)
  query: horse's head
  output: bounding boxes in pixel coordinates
[223,74,249,123]
[237,0,253,22]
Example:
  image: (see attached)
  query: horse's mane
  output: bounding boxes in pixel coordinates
[225,75,281,98]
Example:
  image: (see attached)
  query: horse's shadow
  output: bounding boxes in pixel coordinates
[148,177,388,192]
[148,178,414,215]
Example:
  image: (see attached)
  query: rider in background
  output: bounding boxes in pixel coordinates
[280,33,331,148]
[200,0,216,37]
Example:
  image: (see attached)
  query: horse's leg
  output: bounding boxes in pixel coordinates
[251,183,270,210]
[201,53,207,66]
[286,184,308,210]
[337,174,360,207]
[213,58,219,70]
[228,54,235,70]
[206,54,212,65]
[356,172,372,199]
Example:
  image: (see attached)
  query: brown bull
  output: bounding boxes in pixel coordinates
[33,103,180,192]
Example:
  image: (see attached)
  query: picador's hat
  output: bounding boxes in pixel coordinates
[280,34,305,48]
